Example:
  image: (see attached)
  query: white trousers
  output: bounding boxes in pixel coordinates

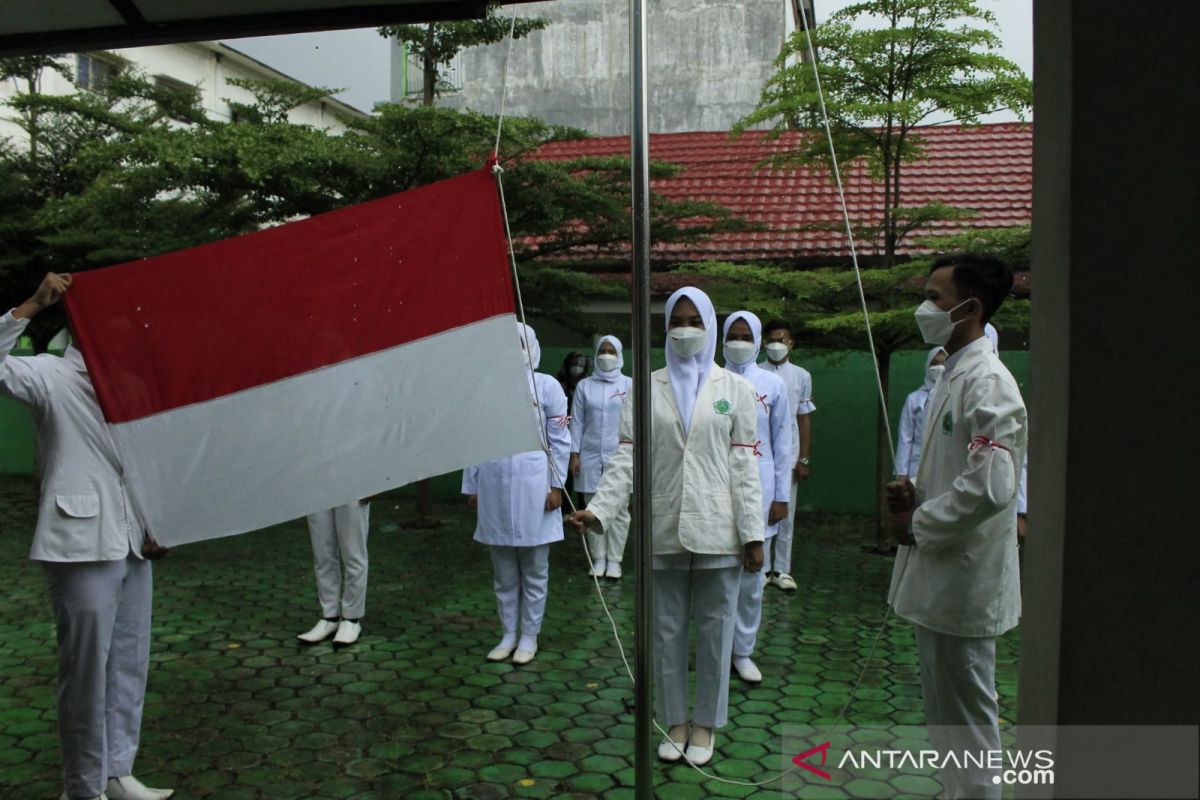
[915,625,1002,800]
[489,544,550,636]
[766,478,798,574]
[582,492,629,564]
[306,502,370,620]
[42,556,152,798]
[733,565,765,658]
[653,565,740,729]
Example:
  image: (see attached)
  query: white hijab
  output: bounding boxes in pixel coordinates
[593,335,624,383]
[517,321,542,395]
[921,346,946,390]
[984,322,999,355]
[664,286,717,434]
[721,310,762,378]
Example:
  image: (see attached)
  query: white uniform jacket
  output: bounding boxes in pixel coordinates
[0,312,143,562]
[740,366,792,535]
[888,337,1027,637]
[587,366,764,556]
[761,359,816,467]
[463,372,571,547]
[569,374,632,494]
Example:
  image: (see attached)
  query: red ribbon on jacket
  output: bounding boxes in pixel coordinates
[733,440,764,458]
[968,435,1010,452]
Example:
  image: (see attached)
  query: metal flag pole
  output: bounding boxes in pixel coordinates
[629,0,653,795]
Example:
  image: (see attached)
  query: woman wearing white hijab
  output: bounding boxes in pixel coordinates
[570,287,764,766]
[463,322,571,665]
[895,347,948,480]
[569,335,633,579]
[722,311,792,685]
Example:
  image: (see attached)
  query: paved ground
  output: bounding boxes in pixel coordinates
[0,479,1019,799]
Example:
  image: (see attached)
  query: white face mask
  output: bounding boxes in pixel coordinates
[764,342,789,362]
[568,365,584,377]
[927,364,945,383]
[668,326,707,357]
[595,353,619,372]
[914,299,972,345]
[723,340,757,365]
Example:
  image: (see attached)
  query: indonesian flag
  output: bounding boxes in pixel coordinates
[64,168,542,547]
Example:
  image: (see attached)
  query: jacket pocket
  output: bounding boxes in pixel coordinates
[55,493,100,519]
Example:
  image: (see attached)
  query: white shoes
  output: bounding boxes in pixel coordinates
[776,573,798,591]
[297,619,339,644]
[657,726,689,762]
[512,646,537,665]
[685,729,715,766]
[105,775,174,800]
[332,619,361,647]
[486,644,516,662]
[605,561,623,580]
[590,558,608,577]
[733,657,763,684]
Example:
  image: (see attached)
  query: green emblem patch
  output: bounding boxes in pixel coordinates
[942,411,954,435]
[714,399,732,415]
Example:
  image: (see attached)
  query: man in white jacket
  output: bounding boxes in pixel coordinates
[887,254,1027,800]
[0,274,173,800]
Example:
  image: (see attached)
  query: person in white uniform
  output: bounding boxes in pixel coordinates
[569,335,633,580]
[0,273,173,800]
[463,322,571,666]
[570,287,764,767]
[886,254,1027,800]
[759,320,815,591]
[297,500,370,647]
[894,347,948,480]
[722,311,791,685]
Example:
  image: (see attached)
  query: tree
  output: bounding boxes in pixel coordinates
[379,6,548,107]
[689,227,1030,549]
[0,55,72,160]
[736,0,1032,264]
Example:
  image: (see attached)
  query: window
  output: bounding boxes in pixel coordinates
[405,47,464,96]
[76,52,121,93]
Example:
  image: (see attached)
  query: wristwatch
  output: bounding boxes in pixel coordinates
[797,457,810,466]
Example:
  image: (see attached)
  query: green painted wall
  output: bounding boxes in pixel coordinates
[0,346,1030,516]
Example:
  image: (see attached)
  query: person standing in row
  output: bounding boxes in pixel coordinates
[1,273,173,800]
[569,336,632,580]
[894,348,948,481]
[759,320,816,591]
[722,311,791,685]
[887,254,1027,799]
[570,287,763,767]
[296,500,370,647]
[464,323,571,666]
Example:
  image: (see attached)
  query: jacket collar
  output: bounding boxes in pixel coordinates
[943,335,992,382]
[63,345,89,373]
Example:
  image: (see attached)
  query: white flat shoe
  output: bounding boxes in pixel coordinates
[106,775,174,800]
[589,558,607,577]
[657,730,688,762]
[733,657,763,684]
[486,645,515,662]
[685,730,715,766]
[512,647,537,665]
[332,619,361,647]
[604,561,622,580]
[297,619,339,643]
[777,573,798,591]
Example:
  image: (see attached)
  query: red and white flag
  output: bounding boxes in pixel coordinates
[65,168,542,547]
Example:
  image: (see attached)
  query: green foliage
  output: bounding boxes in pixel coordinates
[736,0,1032,262]
[224,77,344,125]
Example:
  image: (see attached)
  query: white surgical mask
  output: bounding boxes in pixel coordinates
[914,299,972,346]
[723,340,757,365]
[764,342,789,362]
[668,326,707,357]
[568,365,584,377]
[595,354,619,372]
[927,364,945,383]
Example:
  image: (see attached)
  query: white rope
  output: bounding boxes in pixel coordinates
[493,5,519,159]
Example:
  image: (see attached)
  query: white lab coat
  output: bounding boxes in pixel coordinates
[888,336,1027,637]
[0,312,143,561]
[463,371,571,547]
[587,366,764,555]
[569,373,632,493]
[732,367,791,538]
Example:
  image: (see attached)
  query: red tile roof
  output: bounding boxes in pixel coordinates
[531,122,1032,265]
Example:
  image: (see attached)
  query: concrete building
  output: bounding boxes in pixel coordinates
[1,40,367,146]
[390,0,792,134]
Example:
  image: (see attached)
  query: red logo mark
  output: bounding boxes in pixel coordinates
[792,741,832,780]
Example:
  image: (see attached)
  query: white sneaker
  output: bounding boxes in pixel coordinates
[332,619,361,647]
[685,728,716,766]
[605,561,623,580]
[297,619,339,644]
[512,647,537,665]
[106,775,174,800]
[486,644,516,662]
[589,558,607,577]
[733,657,763,684]
[776,573,798,592]
[657,726,688,762]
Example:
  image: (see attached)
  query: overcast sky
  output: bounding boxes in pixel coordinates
[224,0,1032,119]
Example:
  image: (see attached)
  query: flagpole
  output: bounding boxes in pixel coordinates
[629,0,653,796]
